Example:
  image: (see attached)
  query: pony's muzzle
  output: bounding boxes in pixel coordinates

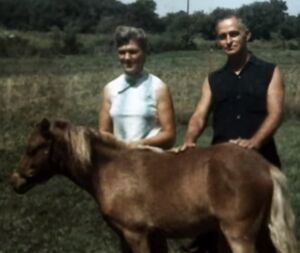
[9,172,28,194]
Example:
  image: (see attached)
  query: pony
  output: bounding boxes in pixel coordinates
[10,118,297,253]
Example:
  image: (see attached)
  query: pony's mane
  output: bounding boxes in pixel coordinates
[96,130,128,150]
[61,124,128,169]
[56,121,163,170]
[65,125,92,169]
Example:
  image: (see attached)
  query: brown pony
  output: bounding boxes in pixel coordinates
[10,119,297,253]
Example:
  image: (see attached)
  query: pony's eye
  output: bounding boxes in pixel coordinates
[26,148,35,156]
[26,143,49,156]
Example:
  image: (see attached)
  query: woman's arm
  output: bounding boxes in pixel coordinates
[99,85,113,134]
[138,82,176,149]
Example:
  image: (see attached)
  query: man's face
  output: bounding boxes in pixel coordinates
[118,39,145,76]
[216,17,250,56]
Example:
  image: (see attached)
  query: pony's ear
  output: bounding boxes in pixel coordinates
[48,120,70,137]
[39,118,50,129]
[38,118,53,139]
[53,120,69,130]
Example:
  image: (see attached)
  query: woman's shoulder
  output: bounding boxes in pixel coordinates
[106,74,125,87]
[148,73,167,90]
[104,74,127,94]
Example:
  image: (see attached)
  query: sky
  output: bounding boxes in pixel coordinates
[119,0,300,16]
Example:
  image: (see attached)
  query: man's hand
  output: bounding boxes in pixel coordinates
[229,138,260,149]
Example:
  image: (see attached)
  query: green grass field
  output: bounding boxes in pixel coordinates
[1,48,300,252]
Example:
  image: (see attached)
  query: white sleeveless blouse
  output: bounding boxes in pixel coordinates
[106,72,162,141]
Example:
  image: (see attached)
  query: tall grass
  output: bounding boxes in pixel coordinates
[1,48,300,252]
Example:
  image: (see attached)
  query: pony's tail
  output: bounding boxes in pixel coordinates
[268,166,298,253]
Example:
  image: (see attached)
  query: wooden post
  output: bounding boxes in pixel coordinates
[187,0,190,14]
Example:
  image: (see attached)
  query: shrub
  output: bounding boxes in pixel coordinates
[148,33,196,53]
[286,39,300,50]
[82,34,114,55]
[61,27,82,55]
[50,26,63,54]
[0,32,37,57]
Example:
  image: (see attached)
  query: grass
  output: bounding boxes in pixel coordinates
[1,122,299,252]
[1,47,300,252]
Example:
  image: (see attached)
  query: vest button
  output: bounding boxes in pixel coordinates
[236,115,241,119]
[237,95,241,99]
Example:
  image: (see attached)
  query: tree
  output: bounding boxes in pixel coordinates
[124,0,163,32]
[238,0,287,40]
[163,11,191,33]
[280,15,297,39]
[203,8,235,40]
[189,11,207,35]
[297,14,300,37]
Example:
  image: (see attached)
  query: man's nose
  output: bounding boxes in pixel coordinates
[226,34,233,44]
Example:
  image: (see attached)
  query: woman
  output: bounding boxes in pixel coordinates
[99,26,176,149]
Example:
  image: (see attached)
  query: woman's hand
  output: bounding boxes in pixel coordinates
[170,142,196,153]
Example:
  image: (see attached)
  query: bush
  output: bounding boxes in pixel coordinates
[148,33,196,53]
[0,32,37,57]
[61,26,83,55]
[50,26,63,55]
[82,34,114,55]
[286,39,300,50]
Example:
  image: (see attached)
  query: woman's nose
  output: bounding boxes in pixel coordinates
[124,52,131,60]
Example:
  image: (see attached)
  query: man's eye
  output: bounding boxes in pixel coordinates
[217,31,240,40]
[127,50,138,54]
[229,31,240,37]
[218,33,226,40]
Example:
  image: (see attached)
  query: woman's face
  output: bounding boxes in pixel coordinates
[118,39,145,76]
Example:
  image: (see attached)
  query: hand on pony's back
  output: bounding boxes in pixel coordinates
[170,142,196,153]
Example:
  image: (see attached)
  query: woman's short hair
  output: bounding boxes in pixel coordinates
[115,26,147,52]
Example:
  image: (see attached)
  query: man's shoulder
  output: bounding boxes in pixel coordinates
[208,66,226,80]
[250,54,275,69]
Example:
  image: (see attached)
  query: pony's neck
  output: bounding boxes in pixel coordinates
[90,130,128,164]
[50,126,94,192]
[53,126,128,194]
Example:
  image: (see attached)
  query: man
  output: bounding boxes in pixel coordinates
[181,13,284,253]
[183,14,284,168]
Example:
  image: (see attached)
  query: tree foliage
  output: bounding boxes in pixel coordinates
[0,0,298,42]
[124,0,163,32]
[238,0,288,39]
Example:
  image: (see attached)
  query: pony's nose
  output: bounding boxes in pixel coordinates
[9,172,26,193]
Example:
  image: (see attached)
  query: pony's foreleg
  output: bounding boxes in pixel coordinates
[268,166,298,253]
[123,229,151,253]
[148,232,168,253]
[222,235,256,253]
[120,234,133,253]
[220,222,257,253]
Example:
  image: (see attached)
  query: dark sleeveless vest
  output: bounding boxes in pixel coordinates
[208,54,281,167]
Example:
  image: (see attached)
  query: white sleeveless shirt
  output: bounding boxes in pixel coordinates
[106,72,162,141]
